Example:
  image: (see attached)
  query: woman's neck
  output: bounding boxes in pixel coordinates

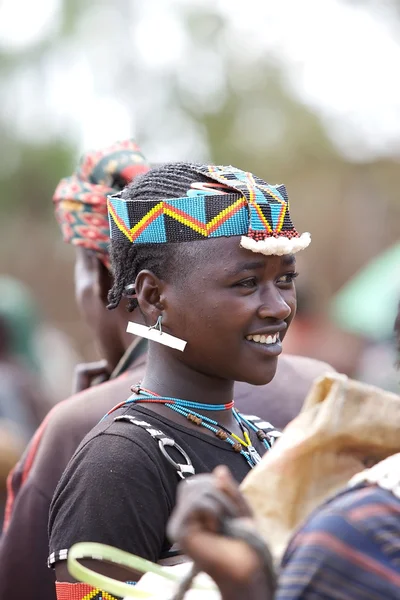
[141,343,234,406]
[137,345,245,436]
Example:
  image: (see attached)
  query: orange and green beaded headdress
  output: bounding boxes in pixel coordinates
[53,140,150,269]
[107,164,311,256]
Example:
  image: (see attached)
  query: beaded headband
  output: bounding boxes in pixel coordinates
[107,164,311,256]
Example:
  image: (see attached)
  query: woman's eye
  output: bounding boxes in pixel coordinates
[277,272,299,285]
[236,277,257,289]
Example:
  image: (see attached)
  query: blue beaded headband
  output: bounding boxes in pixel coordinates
[107,164,311,255]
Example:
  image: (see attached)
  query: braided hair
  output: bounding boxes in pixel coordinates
[107,162,211,312]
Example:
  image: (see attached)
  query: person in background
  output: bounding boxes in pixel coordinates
[0,139,150,599]
[0,279,52,432]
[0,301,51,528]
[0,315,33,528]
[0,148,331,600]
[283,285,365,378]
[0,275,81,407]
[0,314,45,442]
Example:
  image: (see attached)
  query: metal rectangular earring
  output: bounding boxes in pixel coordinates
[126,315,187,352]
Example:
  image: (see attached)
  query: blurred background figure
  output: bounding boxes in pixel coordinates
[0,276,79,412]
[283,242,400,389]
[0,277,49,526]
[281,285,366,378]
[0,277,51,437]
[0,274,79,521]
[330,242,400,392]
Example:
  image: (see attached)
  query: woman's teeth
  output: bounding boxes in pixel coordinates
[246,333,280,345]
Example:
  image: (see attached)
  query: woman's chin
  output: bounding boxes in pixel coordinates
[238,358,278,386]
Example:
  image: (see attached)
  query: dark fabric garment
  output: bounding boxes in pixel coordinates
[0,353,331,600]
[48,404,267,566]
[277,485,400,599]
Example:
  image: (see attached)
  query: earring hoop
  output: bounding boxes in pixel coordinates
[122,284,137,299]
[126,315,187,352]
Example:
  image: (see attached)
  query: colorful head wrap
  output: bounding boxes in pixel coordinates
[53,140,150,268]
[107,164,310,255]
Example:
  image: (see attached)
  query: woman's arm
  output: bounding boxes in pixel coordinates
[49,431,175,598]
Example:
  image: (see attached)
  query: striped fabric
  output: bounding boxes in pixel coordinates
[277,484,400,599]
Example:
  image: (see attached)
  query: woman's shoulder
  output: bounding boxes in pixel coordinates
[62,405,175,479]
[48,407,180,548]
[48,407,178,567]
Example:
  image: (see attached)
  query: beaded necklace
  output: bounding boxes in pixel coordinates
[105,385,272,469]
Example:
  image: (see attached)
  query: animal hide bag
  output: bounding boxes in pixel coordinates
[240,373,400,561]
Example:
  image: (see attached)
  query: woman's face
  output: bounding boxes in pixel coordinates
[162,236,297,386]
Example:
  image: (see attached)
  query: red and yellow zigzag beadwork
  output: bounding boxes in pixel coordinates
[108,197,247,243]
[107,199,134,241]
[245,171,286,233]
[55,581,119,599]
[205,166,287,233]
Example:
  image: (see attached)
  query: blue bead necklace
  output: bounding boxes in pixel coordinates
[105,385,272,469]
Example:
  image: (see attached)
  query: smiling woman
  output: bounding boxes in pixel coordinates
[48,162,310,599]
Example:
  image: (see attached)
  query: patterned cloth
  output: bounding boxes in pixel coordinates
[55,582,119,600]
[53,140,149,269]
[277,484,400,599]
[108,164,311,256]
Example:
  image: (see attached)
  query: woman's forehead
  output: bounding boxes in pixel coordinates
[182,236,295,275]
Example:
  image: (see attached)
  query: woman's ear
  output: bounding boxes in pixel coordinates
[96,258,114,306]
[134,269,165,324]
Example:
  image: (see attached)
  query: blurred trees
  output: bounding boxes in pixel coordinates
[0,0,399,357]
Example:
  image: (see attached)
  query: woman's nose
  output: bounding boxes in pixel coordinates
[257,287,292,321]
